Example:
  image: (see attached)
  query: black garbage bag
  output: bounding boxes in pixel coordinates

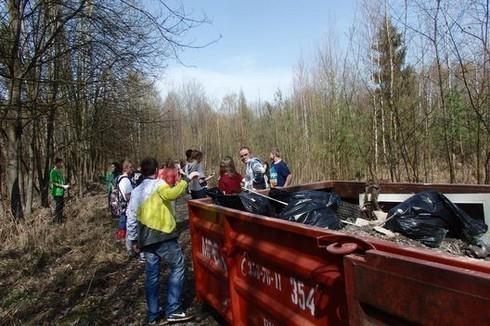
[268,187,293,202]
[239,192,275,216]
[289,190,341,210]
[386,190,488,248]
[279,198,341,230]
[206,187,222,198]
[268,188,293,214]
[207,187,245,211]
[393,218,449,247]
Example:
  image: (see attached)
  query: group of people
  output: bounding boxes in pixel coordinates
[48,146,293,226]
[105,146,291,324]
[50,146,292,324]
[177,146,293,198]
[238,146,292,191]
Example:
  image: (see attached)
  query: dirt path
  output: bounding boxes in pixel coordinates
[0,192,222,325]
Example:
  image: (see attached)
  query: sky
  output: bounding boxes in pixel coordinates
[157,1,357,102]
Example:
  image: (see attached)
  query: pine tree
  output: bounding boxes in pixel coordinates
[372,15,416,181]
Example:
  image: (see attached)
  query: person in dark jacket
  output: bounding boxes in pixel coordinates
[269,148,292,188]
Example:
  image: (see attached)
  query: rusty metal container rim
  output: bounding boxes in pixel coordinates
[188,180,490,272]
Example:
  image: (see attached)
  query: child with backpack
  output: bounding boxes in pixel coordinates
[110,160,134,244]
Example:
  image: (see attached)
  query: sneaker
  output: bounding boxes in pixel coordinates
[166,312,193,323]
[138,252,146,263]
[148,308,166,325]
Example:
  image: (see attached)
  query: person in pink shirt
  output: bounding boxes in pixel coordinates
[157,159,180,186]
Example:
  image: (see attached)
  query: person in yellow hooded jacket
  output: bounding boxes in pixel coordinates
[126,157,199,324]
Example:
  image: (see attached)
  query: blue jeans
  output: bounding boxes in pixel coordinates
[144,239,186,322]
[118,212,126,230]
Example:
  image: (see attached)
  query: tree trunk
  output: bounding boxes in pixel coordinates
[25,123,35,215]
[6,0,24,219]
[433,0,455,183]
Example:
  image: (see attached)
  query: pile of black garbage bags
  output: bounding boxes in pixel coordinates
[385,190,488,249]
[207,188,489,256]
[206,188,342,230]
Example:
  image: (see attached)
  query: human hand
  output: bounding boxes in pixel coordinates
[132,242,140,254]
[177,166,185,175]
[188,171,200,179]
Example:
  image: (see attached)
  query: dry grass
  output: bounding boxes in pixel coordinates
[0,190,220,325]
[0,193,125,324]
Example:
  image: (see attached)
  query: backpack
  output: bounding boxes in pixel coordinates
[132,171,144,187]
[109,175,130,217]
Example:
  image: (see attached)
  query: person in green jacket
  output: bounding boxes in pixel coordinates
[105,163,115,193]
[105,161,121,216]
[50,158,70,223]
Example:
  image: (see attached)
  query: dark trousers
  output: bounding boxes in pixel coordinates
[53,196,64,223]
[190,188,207,199]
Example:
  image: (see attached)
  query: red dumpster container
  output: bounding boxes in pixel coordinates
[188,181,490,325]
[343,248,490,325]
[188,202,233,322]
[224,211,372,325]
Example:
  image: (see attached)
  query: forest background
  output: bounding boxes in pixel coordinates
[0,0,489,219]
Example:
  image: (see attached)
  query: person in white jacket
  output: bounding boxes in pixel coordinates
[239,146,266,190]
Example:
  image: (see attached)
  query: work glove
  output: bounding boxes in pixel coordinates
[62,184,70,190]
